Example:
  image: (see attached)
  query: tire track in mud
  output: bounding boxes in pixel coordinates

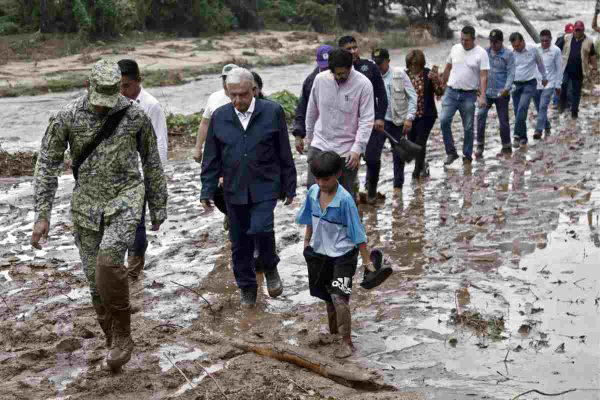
[0,94,599,399]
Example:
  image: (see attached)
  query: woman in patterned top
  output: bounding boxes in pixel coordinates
[405,50,444,179]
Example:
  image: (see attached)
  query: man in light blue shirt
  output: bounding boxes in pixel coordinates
[509,32,548,147]
[533,29,563,139]
[475,29,515,157]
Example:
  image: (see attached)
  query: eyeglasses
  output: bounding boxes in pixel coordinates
[574,28,583,32]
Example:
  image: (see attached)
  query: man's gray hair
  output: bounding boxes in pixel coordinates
[225,67,255,87]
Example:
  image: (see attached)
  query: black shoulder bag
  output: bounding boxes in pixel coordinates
[72,106,130,181]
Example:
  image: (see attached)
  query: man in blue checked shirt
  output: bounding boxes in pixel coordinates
[533,30,562,140]
[475,29,515,158]
[509,32,548,148]
[297,151,375,359]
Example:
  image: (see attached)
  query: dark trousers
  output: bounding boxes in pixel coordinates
[476,95,511,149]
[560,71,583,117]
[407,116,436,177]
[365,122,405,196]
[131,201,147,257]
[227,199,279,289]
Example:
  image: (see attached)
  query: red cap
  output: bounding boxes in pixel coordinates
[573,20,585,31]
[564,23,574,33]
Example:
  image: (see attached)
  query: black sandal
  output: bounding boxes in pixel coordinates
[360,249,393,289]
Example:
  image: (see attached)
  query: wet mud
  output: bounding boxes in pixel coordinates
[1,89,599,399]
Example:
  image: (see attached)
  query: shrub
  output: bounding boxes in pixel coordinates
[0,20,18,35]
[267,90,299,123]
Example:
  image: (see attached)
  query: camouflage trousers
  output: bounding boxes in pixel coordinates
[73,214,140,306]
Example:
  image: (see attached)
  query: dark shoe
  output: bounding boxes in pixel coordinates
[499,147,513,155]
[533,131,542,140]
[520,138,528,146]
[240,287,257,308]
[444,153,459,166]
[264,269,283,298]
[92,303,113,348]
[512,140,521,149]
[106,309,133,372]
[571,112,578,120]
[127,255,144,281]
[462,156,472,164]
[545,128,551,137]
[360,249,393,290]
[474,145,484,158]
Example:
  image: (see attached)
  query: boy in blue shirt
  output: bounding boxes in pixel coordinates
[296,151,375,358]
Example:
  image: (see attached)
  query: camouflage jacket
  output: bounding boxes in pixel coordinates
[34,94,168,231]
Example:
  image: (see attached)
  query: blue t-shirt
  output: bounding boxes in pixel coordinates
[296,183,367,258]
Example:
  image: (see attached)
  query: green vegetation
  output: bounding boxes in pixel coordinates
[167,112,203,137]
[267,90,299,123]
[450,309,506,341]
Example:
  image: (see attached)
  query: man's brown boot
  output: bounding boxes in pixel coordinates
[92,302,113,348]
[96,255,134,372]
[127,255,144,281]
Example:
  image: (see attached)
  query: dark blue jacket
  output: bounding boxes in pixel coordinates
[200,99,297,205]
[292,66,320,138]
[354,58,388,121]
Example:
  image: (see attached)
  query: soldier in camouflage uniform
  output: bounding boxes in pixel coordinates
[30,59,168,372]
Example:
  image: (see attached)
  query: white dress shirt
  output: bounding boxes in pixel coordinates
[202,89,231,119]
[234,97,255,130]
[135,87,168,163]
[536,44,563,89]
[513,43,547,83]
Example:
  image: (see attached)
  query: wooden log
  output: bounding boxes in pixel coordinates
[229,338,397,392]
[503,0,540,43]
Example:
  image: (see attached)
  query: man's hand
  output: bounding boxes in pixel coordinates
[542,79,548,87]
[346,152,360,170]
[31,220,49,250]
[193,147,203,164]
[402,119,413,136]
[477,96,487,108]
[218,177,224,188]
[283,196,294,206]
[364,261,376,272]
[373,119,385,132]
[150,223,161,231]
[295,136,305,154]
[499,89,510,98]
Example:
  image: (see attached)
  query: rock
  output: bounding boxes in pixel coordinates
[12,264,32,275]
[56,337,82,353]
[555,343,565,353]
[76,326,95,339]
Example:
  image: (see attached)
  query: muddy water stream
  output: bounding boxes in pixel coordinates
[1,3,599,399]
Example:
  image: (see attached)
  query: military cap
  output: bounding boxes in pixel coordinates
[89,59,121,108]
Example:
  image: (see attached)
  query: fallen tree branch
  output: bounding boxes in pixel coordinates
[164,352,201,397]
[228,338,396,391]
[512,388,577,399]
[197,362,229,400]
[170,280,215,316]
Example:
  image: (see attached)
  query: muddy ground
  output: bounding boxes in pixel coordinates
[1,89,600,400]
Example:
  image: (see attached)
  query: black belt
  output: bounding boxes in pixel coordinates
[514,78,536,85]
[449,87,477,93]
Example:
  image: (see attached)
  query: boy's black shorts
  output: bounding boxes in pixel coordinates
[303,246,358,302]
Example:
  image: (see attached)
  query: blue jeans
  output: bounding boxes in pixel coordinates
[533,88,553,132]
[365,121,405,195]
[227,199,279,289]
[511,79,537,143]
[476,95,511,149]
[440,88,477,158]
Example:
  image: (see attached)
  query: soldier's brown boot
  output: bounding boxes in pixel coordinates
[127,255,144,281]
[96,255,134,372]
[92,302,113,348]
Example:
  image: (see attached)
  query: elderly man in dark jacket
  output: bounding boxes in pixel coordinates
[201,67,297,308]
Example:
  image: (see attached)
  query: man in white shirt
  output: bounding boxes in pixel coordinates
[193,63,238,163]
[440,26,489,165]
[509,32,548,147]
[118,59,168,280]
[533,30,562,139]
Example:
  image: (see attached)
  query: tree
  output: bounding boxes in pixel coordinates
[39,0,51,32]
[224,0,263,30]
[400,0,455,38]
[337,0,370,32]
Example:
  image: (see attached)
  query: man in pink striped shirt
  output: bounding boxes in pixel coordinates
[305,48,375,198]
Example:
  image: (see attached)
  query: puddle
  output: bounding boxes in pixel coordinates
[156,344,206,372]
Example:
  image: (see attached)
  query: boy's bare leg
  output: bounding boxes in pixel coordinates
[326,301,338,334]
[331,294,353,358]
